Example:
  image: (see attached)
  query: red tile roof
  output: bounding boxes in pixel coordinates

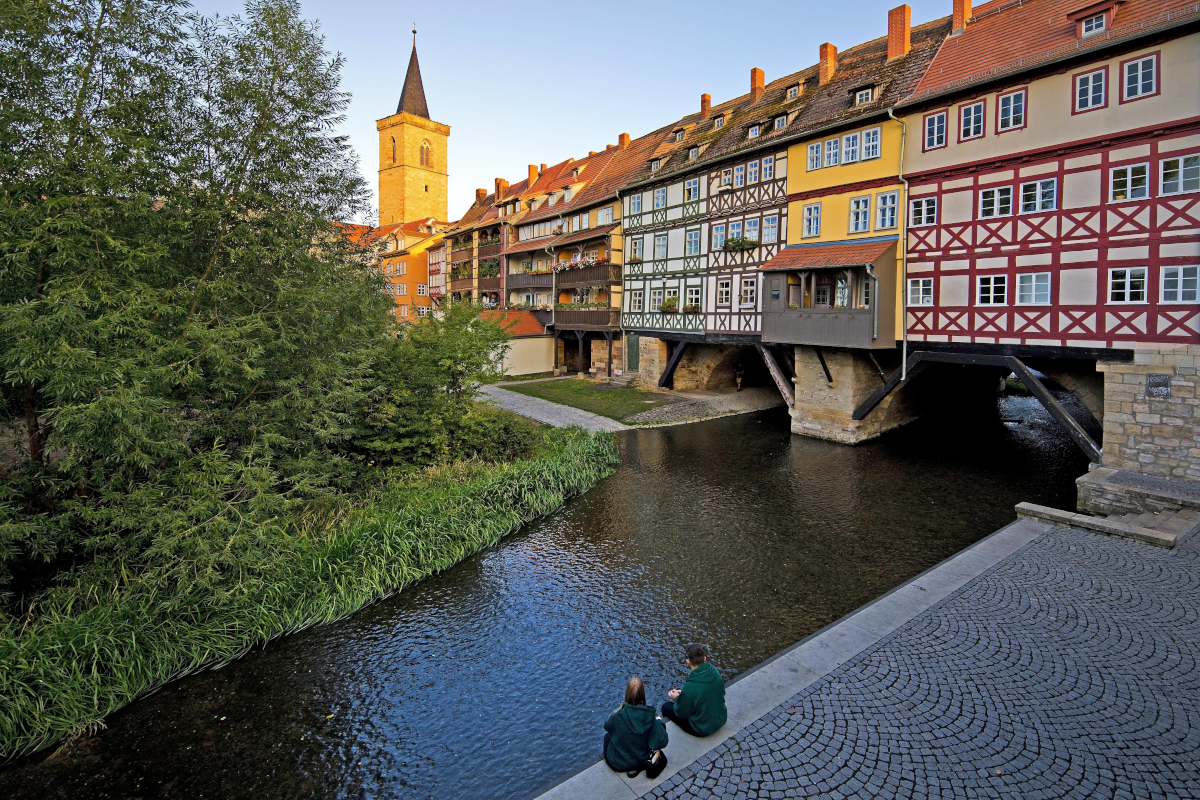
[481,309,546,337]
[504,237,558,256]
[907,0,1198,102]
[760,240,896,271]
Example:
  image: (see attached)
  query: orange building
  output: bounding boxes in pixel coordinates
[375,219,444,320]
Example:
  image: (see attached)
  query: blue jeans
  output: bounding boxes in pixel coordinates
[660,700,700,736]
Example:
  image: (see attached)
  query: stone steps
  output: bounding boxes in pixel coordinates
[1017,503,1200,548]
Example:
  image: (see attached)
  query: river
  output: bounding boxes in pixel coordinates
[2,396,1089,799]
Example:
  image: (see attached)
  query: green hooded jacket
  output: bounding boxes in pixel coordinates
[673,661,727,736]
[603,703,669,771]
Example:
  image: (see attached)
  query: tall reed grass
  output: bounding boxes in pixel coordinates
[0,428,617,760]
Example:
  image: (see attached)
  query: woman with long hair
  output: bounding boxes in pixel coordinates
[603,677,669,778]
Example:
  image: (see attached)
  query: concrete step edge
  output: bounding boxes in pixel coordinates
[1015,503,1178,548]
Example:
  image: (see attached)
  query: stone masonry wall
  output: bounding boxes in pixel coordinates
[790,346,917,444]
[1098,345,1200,481]
[589,337,624,376]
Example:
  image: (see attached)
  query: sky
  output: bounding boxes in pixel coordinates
[193,0,952,224]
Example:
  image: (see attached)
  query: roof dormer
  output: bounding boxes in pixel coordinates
[1068,0,1123,38]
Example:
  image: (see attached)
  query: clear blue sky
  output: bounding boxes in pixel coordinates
[194,0,951,223]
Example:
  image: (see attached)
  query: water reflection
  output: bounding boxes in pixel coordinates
[3,398,1086,800]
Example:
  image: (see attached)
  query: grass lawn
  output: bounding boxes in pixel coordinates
[504,378,679,421]
[486,371,556,383]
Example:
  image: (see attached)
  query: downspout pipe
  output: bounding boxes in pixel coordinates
[864,261,879,341]
[615,189,627,378]
[887,106,909,381]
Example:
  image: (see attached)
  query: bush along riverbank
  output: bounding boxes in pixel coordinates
[0,427,617,760]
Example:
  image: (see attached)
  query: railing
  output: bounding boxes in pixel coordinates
[529,309,553,327]
[478,276,501,290]
[477,241,503,258]
[449,278,473,292]
[553,309,620,329]
[762,308,875,348]
[506,271,554,289]
[556,263,621,288]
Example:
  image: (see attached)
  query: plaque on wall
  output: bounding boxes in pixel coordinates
[1146,373,1172,399]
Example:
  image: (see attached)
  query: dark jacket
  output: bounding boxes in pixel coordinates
[603,703,669,771]
[673,661,727,736]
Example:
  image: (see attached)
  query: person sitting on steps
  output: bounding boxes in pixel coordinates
[661,644,727,736]
[604,677,669,778]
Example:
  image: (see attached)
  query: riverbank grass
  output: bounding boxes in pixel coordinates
[0,426,617,760]
[504,379,681,421]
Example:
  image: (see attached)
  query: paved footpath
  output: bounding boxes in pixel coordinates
[530,519,1200,800]
[479,384,629,432]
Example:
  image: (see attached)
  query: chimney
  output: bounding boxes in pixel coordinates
[750,68,765,102]
[475,188,487,205]
[540,163,546,172]
[589,150,597,156]
[700,93,711,120]
[618,132,630,149]
[495,177,509,199]
[953,0,971,33]
[888,5,912,60]
[819,43,838,85]
[528,164,538,185]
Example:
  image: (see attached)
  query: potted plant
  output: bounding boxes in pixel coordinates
[682,303,700,314]
[723,236,757,252]
[659,295,679,313]
[627,256,643,264]
[787,301,800,309]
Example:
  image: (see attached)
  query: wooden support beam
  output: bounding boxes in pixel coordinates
[575,330,586,376]
[605,332,613,379]
[813,346,833,384]
[657,341,688,389]
[853,353,922,420]
[755,344,795,407]
[867,352,887,385]
[1005,356,1102,464]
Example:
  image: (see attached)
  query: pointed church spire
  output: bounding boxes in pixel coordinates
[396,28,430,119]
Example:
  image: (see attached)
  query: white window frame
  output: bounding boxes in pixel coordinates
[685,286,702,309]
[748,161,759,183]
[1123,55,1156,100]
[1082,12,1105,35]
[1108,266,1148,304]
[630,238,644,260]
[824,138,840,167]
[774,116,786,131]
[802,203,821,238]
[1016,272,1051,305]
[843,132,860,163]
[688,147,698,160]
[850,196,871,233]
[908,277,933,306]
[961,101,984,140]
[685,229,701,256]
[653,187,667,209]
[734,165,745,187]
[763,215,779,243]
[1161,154,1200,196]
[925,112,946,149]
[807,142,822,171]
[998,89,1026,131]
[650,288,664,310]
[1161,265,1199,303]
[762,156,774,180]
[909,197,937,227]
[630,290,644,312]
[876,191,898,229]
[1076,68,1106,111]
[597,207,612,225]
[712,224,726,249]
[651,159,661,171]
[1111,163,1150,202]
[729,221,742,239]
[862,127,881,160]
[717,279,733,305]
[740,277,757,306]
[417,283,428,296]
[675,130,685,143]
[977,274,1008,306]
[979,186,1013,218]
[629,194,642,214]
[745,218,760,242]
[685,178,700,201]
[787,85,799,99]
[714,116,724,129]
[855,88,873,105]
[748,124,760,138]
[653,234,668,260]
[1020,179,1057,213]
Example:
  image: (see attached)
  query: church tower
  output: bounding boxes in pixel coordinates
[377,34,449,225]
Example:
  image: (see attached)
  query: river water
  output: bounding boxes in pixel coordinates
[3,397,1088,800]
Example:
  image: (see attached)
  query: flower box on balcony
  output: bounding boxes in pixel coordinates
[723,236,758,252]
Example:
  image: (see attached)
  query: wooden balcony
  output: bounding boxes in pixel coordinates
[556,263,621,288]
[528,309,553,327]
[477,241,503,258]
[506,271,553,289]
[553,309,620,330]
[762,308,875,348]
[449,277,473,292]
[478,276,501,290]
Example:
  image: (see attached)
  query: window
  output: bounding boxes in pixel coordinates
[1082,12,1105,35]
[721,169,732,187]
[417,283,428,296]
[420,140,432,167]
[961,101,984,140]
[729,221,742,239]
[398,283,408,296]
[979,186,1013,218]
[843,132,860,163]
[1076,69,1105,111]
[876,192,898,229]
[748,124,760,138]
[651,159,661,171]
[763,215,778,243]
[630,238,644,260]
[740,278,757,305]
[685,178,700,201]
[1162,265,1198,302]
[824,138,840,167]
[1124,55,1156,100]
[571,214,581,231]
[1109,267,1147,303]
[675,130,685,143]
[745,218,759,241]
[391,137,396,164]
[400,304,409,317]
[856,87,874,105]
[862,127,881,160]
[787,85,799,100]
[1111,164,1149,201]
[803,203,821,237]
[734,166,745,187]
[977,274,1007,305]
[807,142,822,171]
[685,229,700,255]
[653,187,667,209]
[850,196,871,233]
[630,194,643,213]
[998,90,1025,131]
[654,234,668,259]
[630,290,644,312]
[910,197,937,226]
[597,206,613,224]
[712,224,726,249]
[650,288,663,310]
[762,156,774,179]
[1017,272,1051,304]
[689,147,698,160]
[718,280,733,305]
[925,112,946,149]
[714,116,724,129]
[908,277,933,306]
[1161,154,1199,195]
[416,306,431,318]
[1020,179,1057,212]
[686,286,701,309]
[774,116,786,131]
[748,161,759,183]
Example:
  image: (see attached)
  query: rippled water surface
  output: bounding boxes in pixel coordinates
[3,399,1088,800]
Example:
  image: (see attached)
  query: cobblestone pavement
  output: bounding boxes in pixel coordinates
[478,384,629,432]
[624,387,784,426]
[648,527,1200,800]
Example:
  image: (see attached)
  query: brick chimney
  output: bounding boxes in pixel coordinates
[540,163,546,172]
[819,43,838,85]
[750,68,765,102]
[953,0,972,33]
[528,164,538,185]
[888,5,912,60]
[495,177,509,199]
[619,132,630,149]
[700,93,711,120]
[475,188,487,204]
[589,150,597,156]
[606,144,615,150]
